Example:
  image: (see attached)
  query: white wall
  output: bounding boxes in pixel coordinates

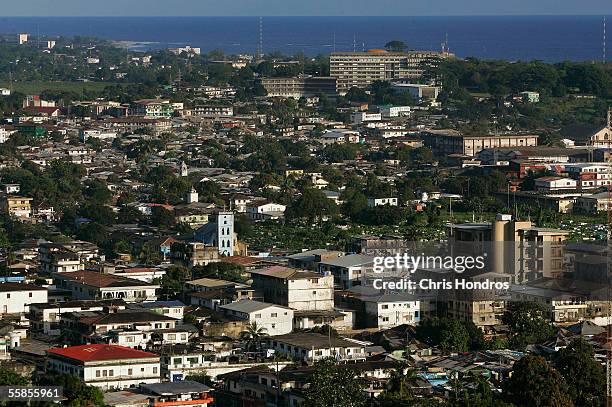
[365,300,420,328]
[249,306,294,336]
[0,289,47,314]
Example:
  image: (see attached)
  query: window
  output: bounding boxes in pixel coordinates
[6,294,9,299]
[382,305,389,310]
[168,334,176,340]
[255,313,261,319]
[153,367,158,374]
[382,317,389,322]
[96,370,101,377]
[271,313,277,318]
[29,293,32,298]
[109,370,114,377]
[128,368,133,375]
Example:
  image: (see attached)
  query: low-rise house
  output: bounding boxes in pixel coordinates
[53,270,159,302]
[286,249,344,270]
[317,254,375,289]
[130,99,174,118]
[534,176,577,192]
[250,266,334,311]
[351,112,382,124]
[0,283,48,315]
[338,287,420,328]
[363,293,421,328]
[267,333,366,364]
[379,105,411,118]
[367,197,398,207]
[39,243,83,273]
[189,105,234,117]
[563,163,612,190]
[46,344,161,390]
[0,195,33,220]
[219,300,294,336]
[246,201,286,221]
[108,267,166,284]
[170,241,219,268]
[140,300,186,320]
[29,299,127,335]
[575,192,612,214]
[320,129,361,144]
[140,381,214,407]
[509,279,603,323]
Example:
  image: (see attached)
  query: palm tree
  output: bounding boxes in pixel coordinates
[240,322,268,352]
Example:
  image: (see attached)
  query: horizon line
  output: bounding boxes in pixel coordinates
[0,14,611,18]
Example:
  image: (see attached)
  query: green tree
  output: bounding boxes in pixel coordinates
[286,188,338,223]
[384,41,407,52]
[416,317,485,353]
[240,322,268,352]
[303,358,366,407]
[0,367,28,385]
[36,373,104,406]
[75,222,108,247]
[503,355,573,407]
[84,179,112,204]
[554,338,605,407]
[192,262,247,282]
[150,206,176,229]
[502,302,555,350]
[341,189,368,221]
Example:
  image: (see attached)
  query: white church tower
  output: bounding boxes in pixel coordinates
[217,211,234,256]
[180,161,188,177]
[185,187,199,204]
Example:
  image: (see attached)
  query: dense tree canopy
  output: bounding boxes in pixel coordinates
[503,355,573,407]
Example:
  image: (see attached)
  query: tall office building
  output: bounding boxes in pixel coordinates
[330,49,451,94]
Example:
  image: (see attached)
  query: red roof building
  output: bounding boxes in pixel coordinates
[47,344,156,362]
[46,344,161,390]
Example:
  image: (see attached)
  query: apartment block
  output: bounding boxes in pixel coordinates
[330,49,450,94]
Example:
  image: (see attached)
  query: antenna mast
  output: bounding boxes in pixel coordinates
[258,17,264,60]
[604,16,607,62]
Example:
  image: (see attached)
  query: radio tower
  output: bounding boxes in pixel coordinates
[604,16,607,62]
[257,17,264,61]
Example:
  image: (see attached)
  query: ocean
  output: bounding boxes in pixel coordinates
[0,16,609,62]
